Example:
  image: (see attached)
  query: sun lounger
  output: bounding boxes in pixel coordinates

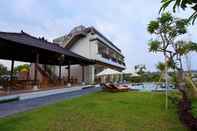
[102,83,129,92]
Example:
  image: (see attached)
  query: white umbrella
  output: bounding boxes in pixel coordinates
[96,68,121,76]
[122,69,133,74]
[122,69,140,77]
[131,72,140,77]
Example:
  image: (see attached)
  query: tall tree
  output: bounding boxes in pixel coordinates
[14,64,30,74]
[147,12,189,70]
[147,12,195,109]
[0,64,9,76]
[134,64,146,75]
[156,62,167,82]
[156,62,166,72]
[148,12,197,91]
[160,0,197,24]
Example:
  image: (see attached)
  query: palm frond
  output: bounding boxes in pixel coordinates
[160,0,174,13]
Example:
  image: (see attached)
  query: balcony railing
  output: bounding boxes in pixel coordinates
[97,52,125,66]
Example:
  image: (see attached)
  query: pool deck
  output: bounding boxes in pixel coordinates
[0,85,94,101]
[0,86,101,118]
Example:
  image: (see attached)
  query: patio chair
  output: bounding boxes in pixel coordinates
[102,83,129,92]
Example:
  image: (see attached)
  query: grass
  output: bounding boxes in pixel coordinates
[0,91,186,131]
[192,98,197,117]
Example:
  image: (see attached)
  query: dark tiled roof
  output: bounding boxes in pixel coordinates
[0,31,94,65]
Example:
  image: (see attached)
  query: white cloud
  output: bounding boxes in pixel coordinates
[0,0,196,71]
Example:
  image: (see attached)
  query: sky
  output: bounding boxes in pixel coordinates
[0,0,197,71]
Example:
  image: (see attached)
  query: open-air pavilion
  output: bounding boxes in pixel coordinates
[0,31,94,95]
[96,68,121,83]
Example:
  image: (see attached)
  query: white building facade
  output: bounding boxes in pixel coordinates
[53,25,126,84]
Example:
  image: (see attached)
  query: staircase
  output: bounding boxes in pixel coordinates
[34,64,59,87]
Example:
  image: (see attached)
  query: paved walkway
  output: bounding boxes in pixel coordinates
[0,87,101,118]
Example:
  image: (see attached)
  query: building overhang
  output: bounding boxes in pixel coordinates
[0,31,94,66]
[95,60,125,71]
[90,38,124,57]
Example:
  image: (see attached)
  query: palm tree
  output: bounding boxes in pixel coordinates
[160,0,197,24]
[156,62,165,72]
[156,62,166,82]
[147,12,190,109]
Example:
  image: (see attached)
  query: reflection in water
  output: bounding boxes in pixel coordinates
[129,83,175,92]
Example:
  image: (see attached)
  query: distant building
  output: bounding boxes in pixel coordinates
[53,25,126,84]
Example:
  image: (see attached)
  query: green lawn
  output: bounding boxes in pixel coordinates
[192,98,197,117]
[0,91,186,131]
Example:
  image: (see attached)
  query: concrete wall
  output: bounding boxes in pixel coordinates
[70,34,92,58]
[64,33,124,84]
[51,32,125,84]
[91,33,122,54]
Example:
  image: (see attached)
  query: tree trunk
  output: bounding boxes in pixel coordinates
[176,69,187,99]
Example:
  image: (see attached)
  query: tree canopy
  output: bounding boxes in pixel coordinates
[0,64,9,76]
[147,12,196,70]
[160,0,197,24]
[156,62,166,72]
[14,64,30,74]
[134,64,146,75]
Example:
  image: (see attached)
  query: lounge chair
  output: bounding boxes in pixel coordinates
[102,83,129,92]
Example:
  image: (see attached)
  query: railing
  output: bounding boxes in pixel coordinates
[96,54,125,68]
[2,80,39,91]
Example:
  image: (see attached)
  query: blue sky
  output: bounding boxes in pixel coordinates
[0,0,197,71]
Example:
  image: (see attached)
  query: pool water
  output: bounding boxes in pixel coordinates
[128,82,175,92]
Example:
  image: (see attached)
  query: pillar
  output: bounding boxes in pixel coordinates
[10,59,14,80]
[89,65,95,84]
[67,62,71,83]
[81,65,85,84]
[59,65,61,81]
[34,53,39,86]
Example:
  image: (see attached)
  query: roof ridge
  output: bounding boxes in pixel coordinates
[1,31,65,50]
[0,31,23,35]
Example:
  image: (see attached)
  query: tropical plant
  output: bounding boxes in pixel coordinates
[148,12,197,109]
[134,64,146,75]
[156,62,166,72]
[14,64,30,74]
[160,0,197,24]
[147,12,190,71]
[0,64,9,76]
[148,12,197,95]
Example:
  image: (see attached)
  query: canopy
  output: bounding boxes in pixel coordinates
[0,31,94,65]
[130,72,140,77]
[122,69,140,77]
[96,68,121,76]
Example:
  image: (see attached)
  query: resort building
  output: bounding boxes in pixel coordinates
[53,25,126,84]
[0,31,93,95]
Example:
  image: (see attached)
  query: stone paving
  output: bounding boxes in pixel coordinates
[0,86,101,118]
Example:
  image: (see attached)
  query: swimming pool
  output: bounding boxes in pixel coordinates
[128,82,175,92]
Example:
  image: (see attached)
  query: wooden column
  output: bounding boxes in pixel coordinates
[59,65,61,81]
[67,62,71,83]
[34,53,39,85]
[44,64,47,71]
[10,59,14,80]
[82,65,85,82]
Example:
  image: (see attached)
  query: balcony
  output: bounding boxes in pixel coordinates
[96,53,125,69]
